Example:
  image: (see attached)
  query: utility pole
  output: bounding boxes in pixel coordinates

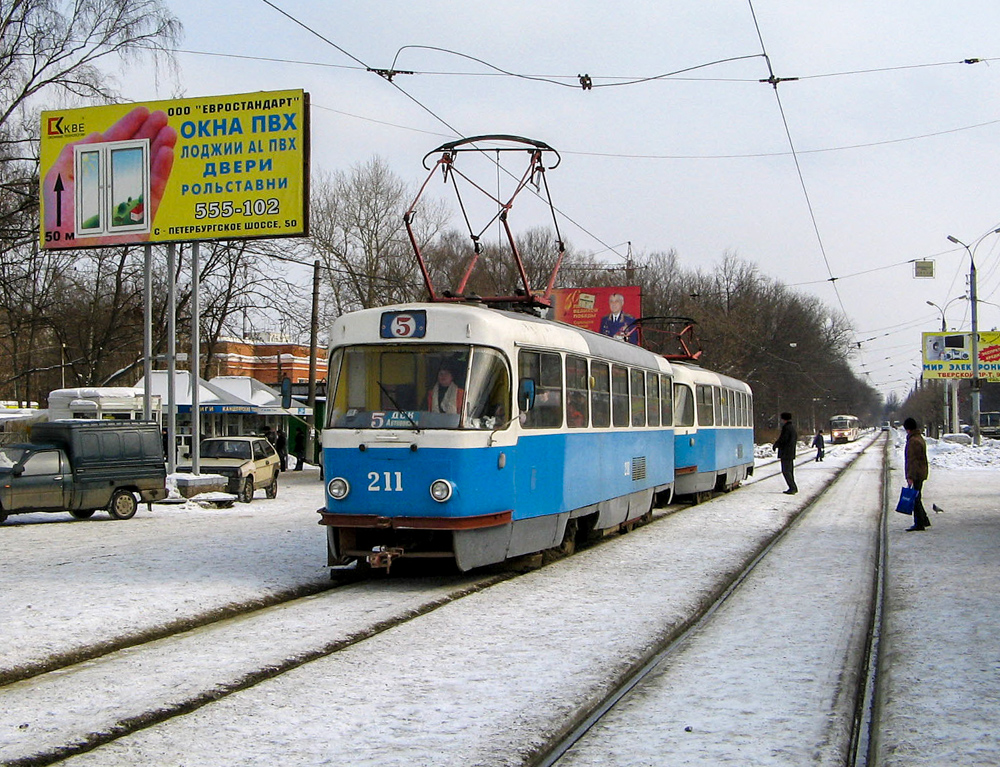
[306,260,320,467]
[948,227,1000,446]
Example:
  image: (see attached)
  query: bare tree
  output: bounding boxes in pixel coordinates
[0,0,180,400]
[0,0,180,239]
[309,159,450,314]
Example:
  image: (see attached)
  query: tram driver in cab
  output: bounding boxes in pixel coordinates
[427,362,465,414]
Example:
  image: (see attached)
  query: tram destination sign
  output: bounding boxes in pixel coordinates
[39,89,309,249]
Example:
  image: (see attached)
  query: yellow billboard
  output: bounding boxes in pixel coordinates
[922,331,1000,381]
[40,89,308,249]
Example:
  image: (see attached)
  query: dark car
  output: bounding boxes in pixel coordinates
[0,420,167,523]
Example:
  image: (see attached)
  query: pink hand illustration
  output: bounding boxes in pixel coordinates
[43,106,177,247]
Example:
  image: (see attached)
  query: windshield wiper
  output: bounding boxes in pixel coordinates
[377,382,420,432]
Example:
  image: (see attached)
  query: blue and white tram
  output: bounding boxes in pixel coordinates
[318,302,676,572]
[671,362,754,499]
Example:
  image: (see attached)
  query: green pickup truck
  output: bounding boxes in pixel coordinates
[0,420,167,523]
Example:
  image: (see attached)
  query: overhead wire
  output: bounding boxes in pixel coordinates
[745,0,890,395]
[256,0,633,263]
[163,42,998,87]
[163,44,1000,160]
[388,44,765,89]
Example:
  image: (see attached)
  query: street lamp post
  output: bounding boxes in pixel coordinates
[947,227,1000,445]
[926,296,967,434]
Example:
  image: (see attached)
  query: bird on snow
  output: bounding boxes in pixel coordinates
[932,503,946,513]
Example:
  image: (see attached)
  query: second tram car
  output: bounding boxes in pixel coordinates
[829,414,861,443]
[671,362,755,499]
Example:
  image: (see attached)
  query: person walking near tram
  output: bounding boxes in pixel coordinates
[903,417,932,531]
[773,412,798,494]
[812,428,825,462]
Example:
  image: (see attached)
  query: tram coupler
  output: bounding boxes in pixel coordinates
[368,546,405,571]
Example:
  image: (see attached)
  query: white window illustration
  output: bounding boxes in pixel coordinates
[73,139,151,237]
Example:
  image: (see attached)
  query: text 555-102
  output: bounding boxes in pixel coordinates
[194,198,280,219]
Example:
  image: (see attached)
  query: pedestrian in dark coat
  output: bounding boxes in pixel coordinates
[903,417,932,531]
[773,412,798,494]
[812,428,825,462]
[275,428,288,472]
[293,430,305,471]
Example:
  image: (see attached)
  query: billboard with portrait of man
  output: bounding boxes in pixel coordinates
[553,286,642,344]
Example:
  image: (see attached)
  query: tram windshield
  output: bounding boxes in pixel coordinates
[326,344,511,430]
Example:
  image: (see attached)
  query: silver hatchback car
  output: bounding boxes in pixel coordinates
[197,436,280,502]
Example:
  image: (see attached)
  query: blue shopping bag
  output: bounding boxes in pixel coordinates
[895,486,918,514]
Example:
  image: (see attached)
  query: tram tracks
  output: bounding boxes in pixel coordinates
[533,435,887,766]
[0,573,511,767]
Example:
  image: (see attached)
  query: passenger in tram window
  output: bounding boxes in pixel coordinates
[903,417,932,532]
[812,428,825,462]
[530,387,562,428]
[772,411,798,494]
[567,391,587,428]
[427,364,465,414]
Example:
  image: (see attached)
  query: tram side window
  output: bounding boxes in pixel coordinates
[612,365,630,427]
[591,361,611,428]
[660,375,673,426]
[646,372,660,427]
[565,355,589,428]
[673,383,694,427]
[715,387,726,426]
[729,389,737,426]
[630,368,646,427]
[519,350,563,428]
[696,384,715,426]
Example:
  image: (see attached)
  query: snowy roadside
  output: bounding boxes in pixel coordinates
[874,434,1000,765]
[0,465,331,679]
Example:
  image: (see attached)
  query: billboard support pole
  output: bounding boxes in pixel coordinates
[191,241,201,475]
[143,244,152,421]
[167,242,177,473]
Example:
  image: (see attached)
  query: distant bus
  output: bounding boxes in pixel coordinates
[829,414,861,443]
[980,412,1000,439]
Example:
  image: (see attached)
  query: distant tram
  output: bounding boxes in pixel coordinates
[829,414,861,443]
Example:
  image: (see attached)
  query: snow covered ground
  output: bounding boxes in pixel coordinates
[1,433,998,765]
[874,432,1000,765]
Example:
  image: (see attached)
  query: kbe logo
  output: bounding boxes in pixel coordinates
[46,116,84,137]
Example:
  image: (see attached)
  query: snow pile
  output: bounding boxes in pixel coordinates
[893,431,1000,470]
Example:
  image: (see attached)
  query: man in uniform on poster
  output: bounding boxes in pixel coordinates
[599,293,638,344]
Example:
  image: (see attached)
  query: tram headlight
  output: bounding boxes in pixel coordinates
[328,477,350,500]
[429,479,453,503]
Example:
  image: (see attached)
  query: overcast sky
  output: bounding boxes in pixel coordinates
[114,0,1000,401]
